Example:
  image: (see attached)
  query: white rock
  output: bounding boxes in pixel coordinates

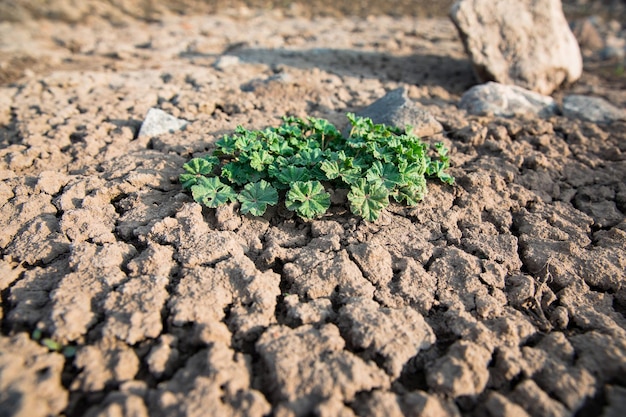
[450,0,583,95]
[459,82,558,118]
[138,108,188,137]
[562,95,626,124]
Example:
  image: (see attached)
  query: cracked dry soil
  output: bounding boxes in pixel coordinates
[1,3,626,417]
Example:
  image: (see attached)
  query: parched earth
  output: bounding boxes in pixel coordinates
[1,2,626,417]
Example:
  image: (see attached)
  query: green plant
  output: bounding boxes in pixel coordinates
[31,328,77,358]
[180,113,454,222]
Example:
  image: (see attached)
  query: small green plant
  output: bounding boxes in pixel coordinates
[31,328,77,358]
[180,113,454,222]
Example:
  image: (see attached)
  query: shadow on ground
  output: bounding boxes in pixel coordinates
[204,47,477,94]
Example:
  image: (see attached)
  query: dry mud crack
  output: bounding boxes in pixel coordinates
[1,5,626,417]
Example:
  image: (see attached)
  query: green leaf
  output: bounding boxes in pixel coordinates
[249,149,275,171]
[191,177,237,208]
[437,171,455,185]
[234,130,262,152]
[285,181,331,219]
[404,140,428,163]
[435,141,449,159]
[268,138,294,156]
[179,173,199,189]
[63,346,77,358]
[237,180,278,216]
[273,166,310,186]
[398,159,427,184]
[393,180,427,206]
[365,161,403,191]
[221,162,265,185]
[292,148,325,167]
[42,338,62,351]
[215,135,238,155]
[320,159,361,185]
[370,143,396,162]
[180,157,216,189]
[347,178,389,222]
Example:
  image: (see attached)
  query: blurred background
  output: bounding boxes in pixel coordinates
[1,0,625,22]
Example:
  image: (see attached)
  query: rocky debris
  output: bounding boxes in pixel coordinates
[521,333,597,412]
[347,242,394,287]
[101,243,175,344]
[426,340,492,397]
[482,392,531,417]
[4,213,70,265]
[0,334,68,417]
[337,297,436,377]
[0,186,58,248]
[138,108,188,138]
[352,87,443,136]
[284,295,336,326]
[72,338,140,392]
[169,252,280,345]
[458,82,558,118]
[48,242,137,343]
[146,335,179,379]
[510,379,570,417]
[256,324,389,415]
[149,342,270,417]
[352,390,461,417]
[603,385,626,417]
[562,94,626,124]
[450,0,583,94]
[282,244,376,301]
[84,387,150,417]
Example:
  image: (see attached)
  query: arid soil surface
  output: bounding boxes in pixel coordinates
[1,1,626,417]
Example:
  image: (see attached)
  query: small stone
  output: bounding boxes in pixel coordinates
[138,108,188,138]
[562,95,626,124]
[459,82,558,118]
[353,87,443,137]
[450,0,582,94]
[214,55,241,70]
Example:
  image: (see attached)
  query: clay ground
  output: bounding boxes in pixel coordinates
[1,1,626,417]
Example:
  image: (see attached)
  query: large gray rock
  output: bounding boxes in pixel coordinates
[459,82,558,117]
[562,95,626,124]
[450,0,583,95]
[354,87,443,137]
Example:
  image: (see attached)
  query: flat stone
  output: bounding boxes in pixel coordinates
[459,82,558,118]
[354,87,443,137]
[450,0,582,95]
[562,95,626,124]
[138,108,188,137]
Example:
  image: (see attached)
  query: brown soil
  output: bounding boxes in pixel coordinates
[1,1,625,417]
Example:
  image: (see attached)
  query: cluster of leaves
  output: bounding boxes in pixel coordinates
[180,113,454,222]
